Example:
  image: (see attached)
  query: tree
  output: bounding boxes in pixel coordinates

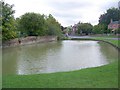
[18,13,47,36]
[77,23,93,35]
[93,24,107,34]
[98,7,120,34]
[99,8,120,25]
[45,14,62,36]
[1,1,17,41]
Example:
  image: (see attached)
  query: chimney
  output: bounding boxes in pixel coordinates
[110,19,113,23]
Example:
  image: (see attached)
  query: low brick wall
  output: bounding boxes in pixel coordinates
[2,36,57,48]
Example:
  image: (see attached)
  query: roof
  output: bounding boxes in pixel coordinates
[109,20,120,25]
[111,21,118,24]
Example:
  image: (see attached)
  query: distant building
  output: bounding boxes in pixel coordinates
[108,19,120,31]
[72,24,78,32]
[71,24,78,35]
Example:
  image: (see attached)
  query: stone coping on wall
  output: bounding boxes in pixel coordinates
[2,36,57,48]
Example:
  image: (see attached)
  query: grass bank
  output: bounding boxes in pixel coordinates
[3,37,119,88]
[71,36,119,49]
[3,62,118,88]
[92,37,119,48]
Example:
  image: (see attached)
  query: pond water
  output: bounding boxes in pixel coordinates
[3,40,118,75]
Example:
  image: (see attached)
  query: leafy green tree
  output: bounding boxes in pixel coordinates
[67,26,72,35]
[1,1,17,40]
[93,24,105,34]
[18,13,47,36]
[93,8,120,34]
[46,14,62,36]
[15,18,21,37]
[77,23,93,35]
[93,24,110,34]
[63,26,72,35]
[99,8,120,25]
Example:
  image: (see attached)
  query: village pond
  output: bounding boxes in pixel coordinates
[3,40,118,75]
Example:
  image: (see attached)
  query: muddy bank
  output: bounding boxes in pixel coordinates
[2,36,57,48]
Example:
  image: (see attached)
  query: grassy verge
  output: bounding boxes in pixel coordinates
[92,37,119,48]
[0,75,2,89]
[3,62,118,88]
[2,37,119,88]
[71,36,119,48]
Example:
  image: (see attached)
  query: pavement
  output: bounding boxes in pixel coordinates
[69,35,120,40]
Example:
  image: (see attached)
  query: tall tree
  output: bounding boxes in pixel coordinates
[77,23,93,35]
[46,14,62,36]
[99,7,120,25]
[18,13,47,36]
[93,24,108,34]
[1,1,17,40]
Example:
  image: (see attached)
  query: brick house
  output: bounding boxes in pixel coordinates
[108,19,120,32]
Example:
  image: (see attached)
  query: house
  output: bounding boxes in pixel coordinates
[71,24,78,35]
[108,19,120,32]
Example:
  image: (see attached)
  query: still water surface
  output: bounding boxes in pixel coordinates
[3,40,118,75]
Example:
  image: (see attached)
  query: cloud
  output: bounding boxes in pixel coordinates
[97,1,119,13]
[52,11,82,19]
[5,0,119,27]
[44,0,119,26]
[45,1,93,10]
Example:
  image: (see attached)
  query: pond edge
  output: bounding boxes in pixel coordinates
[71,38,120,51]
[2,36,57,48]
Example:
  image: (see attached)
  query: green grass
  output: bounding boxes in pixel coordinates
[92,37,119,47]
[3,62,118,88]
[71,36,119,48]
[91,34,118,38]
[2,36,119,88]
[0,75,2,89]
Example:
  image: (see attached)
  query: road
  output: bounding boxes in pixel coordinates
[69,35,120,40]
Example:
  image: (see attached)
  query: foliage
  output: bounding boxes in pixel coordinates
[2,1,62,40]
[77,23,93,35]
[45,14,62,37]
[98,7,120,34]
[17,13,62,37]
[18,13,47,36]
[99,7,120,25]
[63,26,72,35]
[67,26,72,35]
[93,24,109,34]
[1,1,17,40]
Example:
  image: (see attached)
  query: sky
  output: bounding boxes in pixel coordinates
[5,0,119,27]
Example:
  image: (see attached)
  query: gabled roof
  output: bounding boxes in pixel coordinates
[111,21,118,24]
[109,20,120,25]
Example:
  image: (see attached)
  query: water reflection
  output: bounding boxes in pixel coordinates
[99,42,118,62]
[3,40,118,75]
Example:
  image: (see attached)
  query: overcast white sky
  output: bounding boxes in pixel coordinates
[5,0,119,27]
